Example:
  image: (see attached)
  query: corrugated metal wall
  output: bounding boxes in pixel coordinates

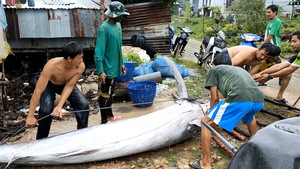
[5,8,101,49]
[6,9,100,38]
[4,2,171,54]
[122,2,171,54]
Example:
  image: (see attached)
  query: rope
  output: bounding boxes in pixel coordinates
[1,98,201,145]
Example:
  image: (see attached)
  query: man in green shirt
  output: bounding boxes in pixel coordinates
[260,4,288,103]
[254,30,300,90]
[263,4,282,47]
[94,1,129,124]
[189,54,264,169]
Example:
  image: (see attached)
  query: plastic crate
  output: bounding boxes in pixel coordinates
[127,81,157,108]
[117,61,136,82]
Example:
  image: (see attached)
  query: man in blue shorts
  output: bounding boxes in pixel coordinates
[189,54,264,169]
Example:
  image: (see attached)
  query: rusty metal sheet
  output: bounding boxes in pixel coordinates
[122,2,171,28]
[5,8,100,39]
[122,2,171,54]
[71,9,101,38]
[5,9,19,39]
[2,0,101,9]
[122,24,169,40]
[4,1,171,54]
[48,10,72,37]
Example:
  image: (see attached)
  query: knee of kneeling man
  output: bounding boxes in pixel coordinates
[201,116,222,132]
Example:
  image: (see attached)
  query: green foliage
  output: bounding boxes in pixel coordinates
[123,52,143,67]
[227,0,267,34]
[171,2,300,57]
[282,17,300,35]
[171,17,217,40]
[281,41,294,56]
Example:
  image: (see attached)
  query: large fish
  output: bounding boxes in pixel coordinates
[0,57,205,167]
[0,100,204,166]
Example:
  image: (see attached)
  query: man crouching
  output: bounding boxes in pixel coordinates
[26,41,90,139]
[189,54,264,169]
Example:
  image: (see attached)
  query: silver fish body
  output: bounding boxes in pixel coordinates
[0,100,203,166]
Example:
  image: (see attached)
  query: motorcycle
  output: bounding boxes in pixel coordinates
[168,24,176,47]
[171,26,194,58]
[194,20,227,70]
[238,25,261,48]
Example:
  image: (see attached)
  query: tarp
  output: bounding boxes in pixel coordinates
[228,117,300,169]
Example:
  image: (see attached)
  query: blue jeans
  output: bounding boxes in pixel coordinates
[37,81,89,139]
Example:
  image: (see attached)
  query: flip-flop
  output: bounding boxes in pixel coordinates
[189,161,202,169]
[274,98,287,105]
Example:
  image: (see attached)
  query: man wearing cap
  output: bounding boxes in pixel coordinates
[94,1,130,124]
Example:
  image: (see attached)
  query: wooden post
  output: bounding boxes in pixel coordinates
[100,0,106,24]
[291,0,295,20]
[0,69,2,110]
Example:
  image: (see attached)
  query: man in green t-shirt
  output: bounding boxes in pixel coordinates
[189,54,264,169]
[263,4,282,47]
[254,30,300,95]
[94,1,129,124]
[259,4,289,103]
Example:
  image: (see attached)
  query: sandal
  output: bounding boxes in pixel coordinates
[274,98,288,105]
[189,161,202,169]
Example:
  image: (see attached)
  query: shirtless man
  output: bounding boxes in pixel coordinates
[220,43,281,75]
[26,41,90,139]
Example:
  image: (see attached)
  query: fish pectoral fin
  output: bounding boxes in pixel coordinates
[188,119,201,128]
[187,119,201,139]
[56,149,98,158]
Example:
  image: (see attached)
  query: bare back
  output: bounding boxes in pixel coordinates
[227,46,264,67]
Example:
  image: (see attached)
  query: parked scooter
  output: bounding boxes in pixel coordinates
[194,19,227,70]
[168,24,176,47]
[238,25,261,47]
[171,26,194,58]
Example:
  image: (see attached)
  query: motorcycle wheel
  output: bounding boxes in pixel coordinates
[203,54,214,70]
[173,43,183,58]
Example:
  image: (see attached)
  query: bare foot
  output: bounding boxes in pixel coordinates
[107,116,122,122]
[200,160,212,169]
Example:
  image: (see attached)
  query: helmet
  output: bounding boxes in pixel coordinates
[105,1,130,18]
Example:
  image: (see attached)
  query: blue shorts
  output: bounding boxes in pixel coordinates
[207,100,264,132]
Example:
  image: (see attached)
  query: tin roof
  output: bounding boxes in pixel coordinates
[1,0,101,9]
